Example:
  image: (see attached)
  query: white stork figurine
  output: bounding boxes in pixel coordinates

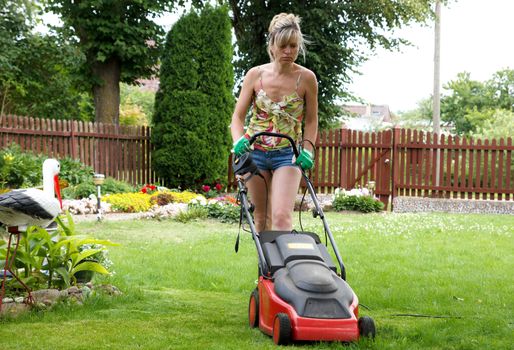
[0,158,62,231]
[0,158,62,310]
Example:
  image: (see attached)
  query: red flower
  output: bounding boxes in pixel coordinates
[149,185,157,190]
[202,185,211,192]
[141,187,147,194]
[215,183,222,191]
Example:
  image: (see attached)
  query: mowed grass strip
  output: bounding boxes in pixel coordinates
[1,212,512,349]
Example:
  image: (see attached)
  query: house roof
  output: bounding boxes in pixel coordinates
[342,104,392,122]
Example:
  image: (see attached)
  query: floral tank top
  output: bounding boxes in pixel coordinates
[246,67,304,151]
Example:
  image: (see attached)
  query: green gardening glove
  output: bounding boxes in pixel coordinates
[232,136,251,156]
[295,148,314,170]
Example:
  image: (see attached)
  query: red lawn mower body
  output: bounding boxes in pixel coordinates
[257,277,360,342]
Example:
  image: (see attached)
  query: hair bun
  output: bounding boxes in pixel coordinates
[268,13,301,33]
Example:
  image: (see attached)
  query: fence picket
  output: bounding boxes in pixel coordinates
[498,138,504,201]
[490,139,497,200]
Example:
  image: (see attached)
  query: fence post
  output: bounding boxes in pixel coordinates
[339,127,349,190]
[391,126,402,207]
[70,120,78,159]
[378,130,393,209]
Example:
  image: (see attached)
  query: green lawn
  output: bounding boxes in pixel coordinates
[1,212,513,349]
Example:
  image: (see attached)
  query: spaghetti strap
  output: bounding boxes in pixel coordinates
[295,71,302,90]
[258,66,264,90]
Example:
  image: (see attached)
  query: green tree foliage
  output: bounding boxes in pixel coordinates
[472,109,514,140]
[222,0,435,128]
[441,69,514,134]
[119,83,156,126]
[46,0,179,124]
[0,0,92,119]
[152,5,234,189]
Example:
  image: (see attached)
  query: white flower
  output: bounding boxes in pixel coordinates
[348,188,362,197]
[190,196,207,206]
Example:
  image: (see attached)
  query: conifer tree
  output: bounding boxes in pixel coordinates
[152,5,234,189]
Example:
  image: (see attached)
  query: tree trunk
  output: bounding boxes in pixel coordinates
[92,56,121,125]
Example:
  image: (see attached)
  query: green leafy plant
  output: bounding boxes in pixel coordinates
[174,206,208,223]
[332,188,384,213]
[102,178,136,195]
[62,182,97,199]
[62,177,135,199]
[0,212,118,294]
[58,157,94,186]
[187,195,240,223]
[0,143,43,189]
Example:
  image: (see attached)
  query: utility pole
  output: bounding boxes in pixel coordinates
[433,0,442,187]
[433,0,441,136]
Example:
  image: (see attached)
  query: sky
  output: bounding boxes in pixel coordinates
[349,0,514,113]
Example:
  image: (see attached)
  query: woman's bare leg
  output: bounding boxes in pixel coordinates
[246,170,273,232]
[270,166,302,230]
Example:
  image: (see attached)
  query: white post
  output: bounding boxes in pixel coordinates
[433,0,442,187]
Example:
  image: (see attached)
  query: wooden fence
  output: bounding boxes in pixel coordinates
[228,128,513,208]
[392,128,513,201]
[2,114,512,208]
[0,114,153,185]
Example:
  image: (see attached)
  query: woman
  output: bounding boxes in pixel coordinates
[231,13,318,232]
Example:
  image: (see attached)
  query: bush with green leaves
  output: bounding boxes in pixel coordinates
[0,143,43,189]
[174,205,208,223]
[0,212,117,293]
[332,188,384,213]
[58,157,94,186]
[152,5,234,189]
[62,177,135,199]
[102,177,136,195]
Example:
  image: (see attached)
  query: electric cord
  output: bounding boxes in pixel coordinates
[297,138,316,233]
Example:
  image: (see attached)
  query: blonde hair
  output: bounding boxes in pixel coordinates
[267,13,307,62]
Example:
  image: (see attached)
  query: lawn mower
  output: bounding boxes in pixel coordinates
[232,131,376,345]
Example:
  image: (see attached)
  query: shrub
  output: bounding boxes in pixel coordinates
[332,188,384,213]
[204,202,240,223]
[62,177,135,199]
[58,157,94,186]
[103,193,152,212]
[0,143,43,188]
[62,182,97,199]
[174,206,208,223]
[188,195,240,223]
[0,212,116,292]
[152,5,234,189]
[102,177,136,195]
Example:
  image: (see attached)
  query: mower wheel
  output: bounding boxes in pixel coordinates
[273,313,291,345]
[248,289,259,328]
[358,316,376,339]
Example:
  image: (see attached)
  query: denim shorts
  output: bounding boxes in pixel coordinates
[251,147,298,171]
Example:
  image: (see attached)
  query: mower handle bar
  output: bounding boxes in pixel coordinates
[241,131,347,279]
[248,132,300,157]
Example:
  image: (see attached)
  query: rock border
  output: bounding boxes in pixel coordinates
[0,283,121,318]
[392,196,514,215]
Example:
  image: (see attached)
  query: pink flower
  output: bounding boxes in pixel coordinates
[215,183,222,191]
[202,185,211,192]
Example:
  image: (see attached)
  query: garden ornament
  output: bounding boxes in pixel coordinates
[0,158,62,311]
